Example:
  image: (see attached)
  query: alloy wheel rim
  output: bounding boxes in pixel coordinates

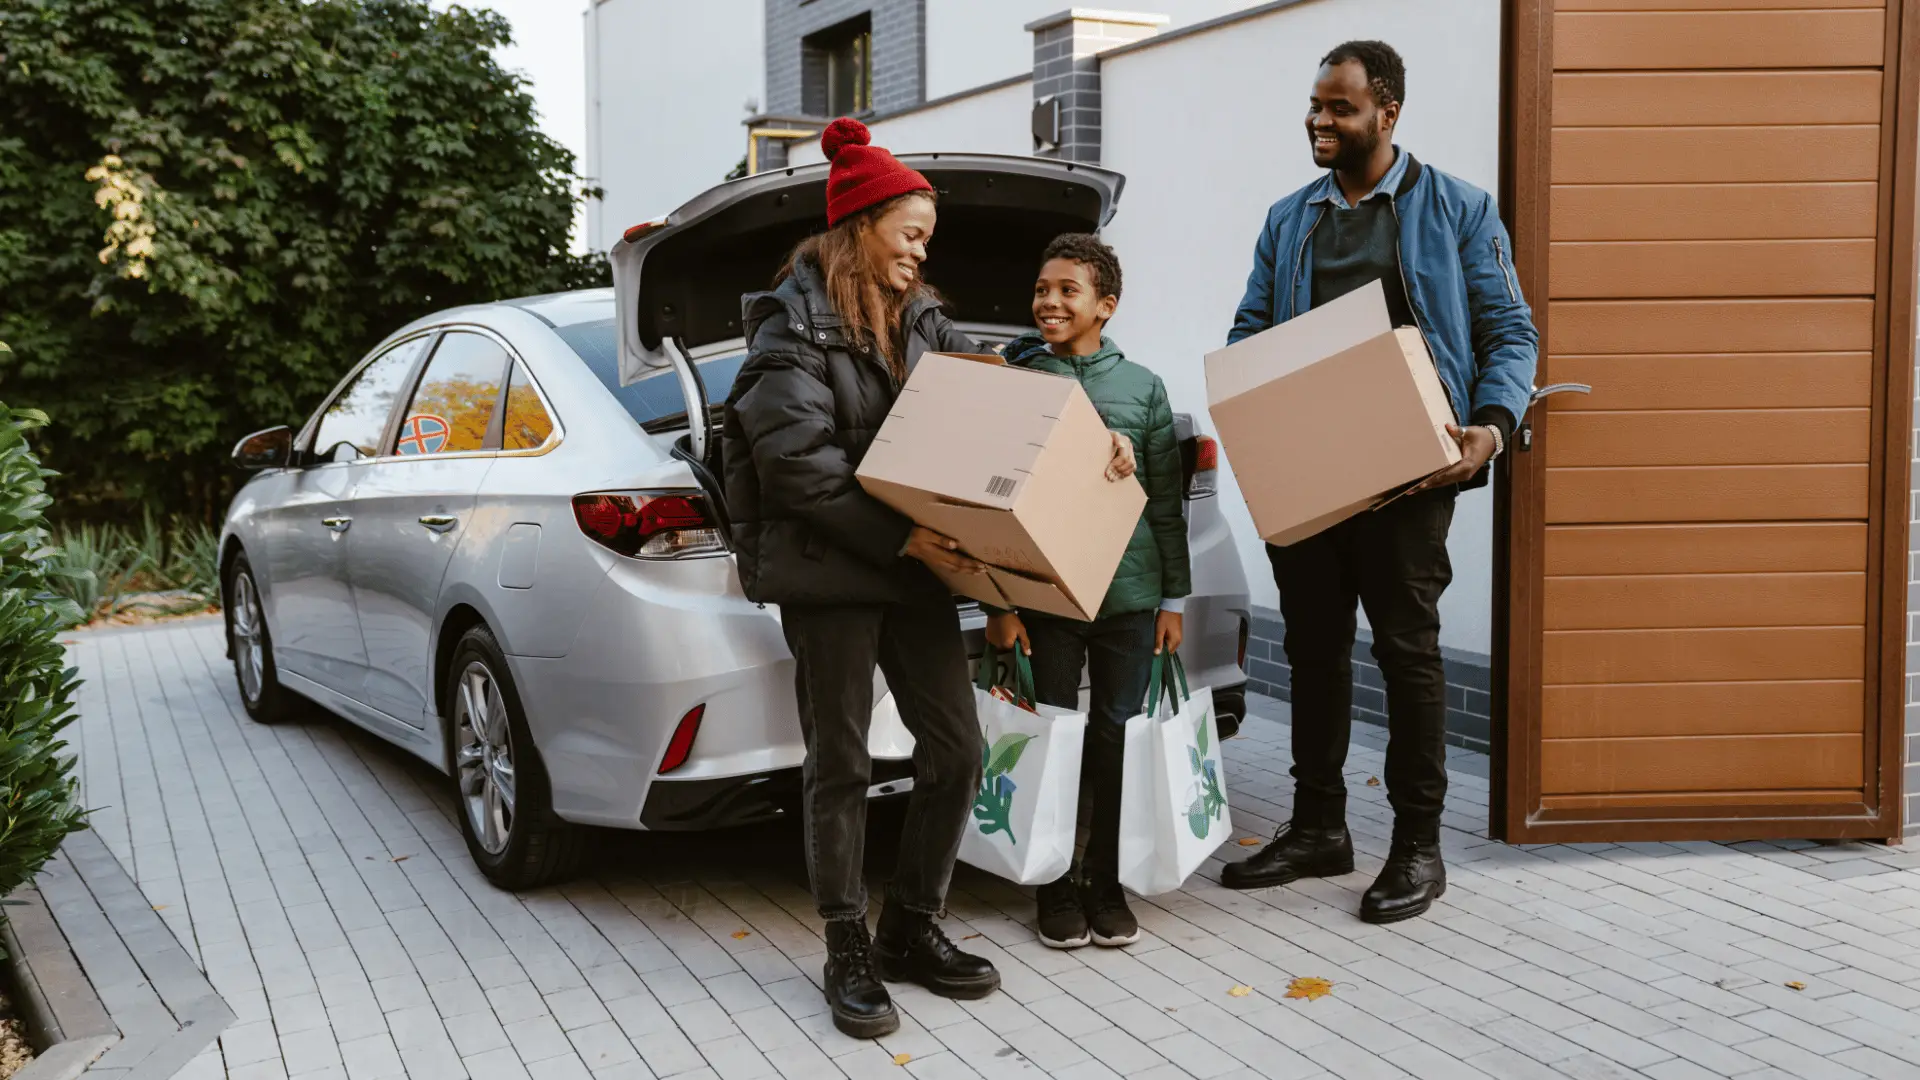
[232,574,265,704]
[454,660,516,855]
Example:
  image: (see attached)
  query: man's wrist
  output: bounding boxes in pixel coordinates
[1482,424,1504,459]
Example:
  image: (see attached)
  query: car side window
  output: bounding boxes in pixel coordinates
[395,331,511,456]
[501,362,555,451]
[312,336,431,463]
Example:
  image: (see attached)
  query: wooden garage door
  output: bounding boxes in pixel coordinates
[1494,0,1918,840]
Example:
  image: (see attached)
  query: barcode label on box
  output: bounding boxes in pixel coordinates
[986,475,1017,498]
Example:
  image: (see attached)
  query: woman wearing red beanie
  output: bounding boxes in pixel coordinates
[719,118,1000,1038]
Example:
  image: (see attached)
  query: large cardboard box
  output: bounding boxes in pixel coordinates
[1205,280,1460,547]
[856,353,1146,620]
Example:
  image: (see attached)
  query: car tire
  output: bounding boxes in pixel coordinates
[226,553,293,723]
[446,624,588,889]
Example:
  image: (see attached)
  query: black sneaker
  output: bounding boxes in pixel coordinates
[1083,880,1139,947]
[1035,876,1090,949]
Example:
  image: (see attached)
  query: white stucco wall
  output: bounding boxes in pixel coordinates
[787,77,1036,167]
[923,0,1270,101]
[1098,0,1505,654]
[584,0,765,253]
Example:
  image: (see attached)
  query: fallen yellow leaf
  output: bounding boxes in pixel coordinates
[1786,981,1806,991]
[1284,977,1333,1001]
[1365,777,1381,787]
[1237,837,1261,847]
[731,931,751,940]
[892,1053,912,1066]
[152,905,167,911]
[1228,985,1252,997]
[392,855,410,863]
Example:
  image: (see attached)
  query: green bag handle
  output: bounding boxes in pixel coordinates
[975,644,1037,707]
[1140,651,1190,718]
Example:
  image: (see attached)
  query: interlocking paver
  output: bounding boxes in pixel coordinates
[50,621,1920,1079]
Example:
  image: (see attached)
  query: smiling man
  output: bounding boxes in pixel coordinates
[1218,41,1537,923]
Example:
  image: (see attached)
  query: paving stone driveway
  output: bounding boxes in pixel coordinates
[64,619,1920,1080]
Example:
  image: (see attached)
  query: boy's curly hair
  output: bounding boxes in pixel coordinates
[1041,233,1123,302]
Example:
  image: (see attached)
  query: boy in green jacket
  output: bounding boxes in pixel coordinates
[986,233,1191,948]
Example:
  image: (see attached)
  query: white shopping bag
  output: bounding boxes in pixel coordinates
[1117,653,1229,895]
[958,646,1087,885]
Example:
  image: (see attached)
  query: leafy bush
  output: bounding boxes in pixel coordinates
[0,401,88,902]
[0,0,609,524]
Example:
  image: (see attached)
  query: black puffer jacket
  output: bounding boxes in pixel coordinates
[722,258,978,606]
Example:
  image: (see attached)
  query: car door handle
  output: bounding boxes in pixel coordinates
[322,516,352,533]
[418,515,458,533]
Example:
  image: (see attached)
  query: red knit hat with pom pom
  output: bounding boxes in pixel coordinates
[820,117,932,227]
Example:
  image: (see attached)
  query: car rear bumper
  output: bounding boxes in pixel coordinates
[639,759,916,831]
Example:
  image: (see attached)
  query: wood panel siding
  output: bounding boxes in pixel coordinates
[1512,0,1908,823]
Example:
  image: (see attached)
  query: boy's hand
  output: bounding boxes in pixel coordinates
[986,612,1030,655]
[1154,610,1184,655]
[905,526,987,574]
[1410,423,1496,493]
[1107,430,1137,481]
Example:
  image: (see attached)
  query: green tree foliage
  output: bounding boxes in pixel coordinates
[0,400,87,907]
[0,0,608,521]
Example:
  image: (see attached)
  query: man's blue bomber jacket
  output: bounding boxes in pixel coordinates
[1228,152,1539,446]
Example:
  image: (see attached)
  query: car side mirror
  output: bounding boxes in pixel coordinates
[232,426,294,470]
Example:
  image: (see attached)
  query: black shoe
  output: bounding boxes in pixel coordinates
[823,920,899,1038]
[1036,877,1090,950]
[1083,879,1139,947]
[1360,837,1447,924]
[1220,822,1355,890]
[873,905,1001,1000]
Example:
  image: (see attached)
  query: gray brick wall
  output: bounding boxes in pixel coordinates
[765,0,926,118]
[1027,10,1164,165]
[1908,354,1919,836]
[1244,607,1495,755]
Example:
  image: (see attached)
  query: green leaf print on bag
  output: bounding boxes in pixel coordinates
[1183,708,1227,840]
[973,733,1033,844]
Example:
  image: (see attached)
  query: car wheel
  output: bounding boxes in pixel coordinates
[447,625,588,889]
[226,554,292,723]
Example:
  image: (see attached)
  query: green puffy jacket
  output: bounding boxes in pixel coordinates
[1003,332,1191,619]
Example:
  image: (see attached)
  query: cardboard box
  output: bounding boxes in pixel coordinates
[1204,280,1460,547]
[856,353,1146,620]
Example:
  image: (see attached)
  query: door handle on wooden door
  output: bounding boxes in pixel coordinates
[1517,382,1592,452]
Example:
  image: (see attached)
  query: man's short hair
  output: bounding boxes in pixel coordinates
[1321,40,1405,109]
[1041,233,1123,301]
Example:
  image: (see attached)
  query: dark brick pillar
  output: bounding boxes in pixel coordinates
[1025,9,1166,165]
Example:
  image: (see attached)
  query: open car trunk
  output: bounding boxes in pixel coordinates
[608,154,1126,467]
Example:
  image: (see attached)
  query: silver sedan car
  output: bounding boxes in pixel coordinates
[220,155,1251,889]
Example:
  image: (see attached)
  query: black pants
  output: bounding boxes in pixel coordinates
[1266,487,1455,840]
[781,599,982,922]
[1025,609,1157,885]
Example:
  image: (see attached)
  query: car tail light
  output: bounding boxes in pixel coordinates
[1188,434,1219,499]
[623,218,667,244]
[573,490,728,559]
[659,704,705,773]
[1236,616,1250,671]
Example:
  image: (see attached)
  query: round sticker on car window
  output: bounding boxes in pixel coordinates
[397,414,451,455]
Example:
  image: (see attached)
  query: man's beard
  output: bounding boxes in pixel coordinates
[1327,123,1382,172]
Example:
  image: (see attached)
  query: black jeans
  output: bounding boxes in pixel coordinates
[782,599,982,922]
[1266,487,1455,840]
[1025,609,1157,885]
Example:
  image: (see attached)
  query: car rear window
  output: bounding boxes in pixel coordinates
[552,316,746,428]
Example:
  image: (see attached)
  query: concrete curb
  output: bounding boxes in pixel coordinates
[1,883,119,1080]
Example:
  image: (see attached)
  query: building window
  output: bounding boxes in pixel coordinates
[804,15,872,116]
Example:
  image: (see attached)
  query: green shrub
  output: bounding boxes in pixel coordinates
[45,513,223,626]
[0,401,88,905]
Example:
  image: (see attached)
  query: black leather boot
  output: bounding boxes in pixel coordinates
[1360,837,1447,924]
[823,920,898,1038]
[873,905,1000,1000]
[1220,822,1354,890]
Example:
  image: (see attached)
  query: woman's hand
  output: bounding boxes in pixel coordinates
[986,612,1030,655]
[1107,431,1137,482]
[1154,610,1184,656]
[904,526,987,574]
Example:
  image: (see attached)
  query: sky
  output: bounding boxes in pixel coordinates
[437,0,592,251]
